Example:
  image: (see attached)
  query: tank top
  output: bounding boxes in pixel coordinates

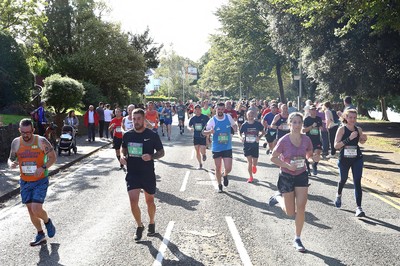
[339,126,362,163]
[201,107,211,117]
[276,114,290,139]
[17,135,47,182]
[145,110,159,128]
[212,115,232,152]
[124,116,133,131]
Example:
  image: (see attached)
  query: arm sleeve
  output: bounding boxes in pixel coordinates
[228,115,236,126]
[206,118,215,130]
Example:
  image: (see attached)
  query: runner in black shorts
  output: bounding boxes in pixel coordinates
[302,105,322,176]
[239,110,264,183]
[188,104,209,169]
[120,108,164,242]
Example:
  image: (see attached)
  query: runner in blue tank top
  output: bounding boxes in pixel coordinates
[203,102,237,193]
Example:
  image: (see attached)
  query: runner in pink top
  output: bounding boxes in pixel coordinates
[268,112,313,253]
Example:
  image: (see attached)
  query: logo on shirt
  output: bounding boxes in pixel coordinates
[144,138,150,141]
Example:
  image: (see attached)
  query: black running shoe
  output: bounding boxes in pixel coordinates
[223,174,229,187]
[293,238,306,252]
[147,223,156,236]
[268,195,279,207]
[263,143,267,148]
[218,184,223,193]
[134,225,144,241]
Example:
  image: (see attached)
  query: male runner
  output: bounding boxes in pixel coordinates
[8,118,57,246]
[109,108,124,169]
[122,104,135,134]
[188,104,209,169]
[176,100,186,135]
[145,101,159,134]
[239,110,265,183]
[120,108,164,241]
[302,105,322,175]
[203,102,237,193]
[262,103,279,154]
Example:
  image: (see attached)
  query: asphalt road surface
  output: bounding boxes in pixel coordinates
[1,120,399,266]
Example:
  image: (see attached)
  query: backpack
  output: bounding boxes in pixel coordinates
[332,110,339,124]
[30,109,39,122]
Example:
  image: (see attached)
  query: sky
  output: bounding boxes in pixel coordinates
[105,0,228,62]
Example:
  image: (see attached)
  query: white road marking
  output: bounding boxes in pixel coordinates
[191,149,195,160]
[208,172,219,190]
[225,216,253,266]
[153,221,175,266]
[180,171,190,192]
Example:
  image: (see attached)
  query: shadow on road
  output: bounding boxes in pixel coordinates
[155,189,199,211]
[341,209,400,233]
[305,250,346,266]
[139,234,205,265]
[37,243,64,266]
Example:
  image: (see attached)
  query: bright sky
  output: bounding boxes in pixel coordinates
[105,0,228,62]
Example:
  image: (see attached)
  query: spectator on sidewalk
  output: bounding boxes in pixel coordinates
[96,102,105,139]
[104,104,113,139]
[8,118,57,246]
[63,110,79,130]
[84,105,99,142]
[37,101,47,136]
[343,96,356,111]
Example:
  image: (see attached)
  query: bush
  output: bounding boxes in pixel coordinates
[145,95,177,102]
[81,81,107,109]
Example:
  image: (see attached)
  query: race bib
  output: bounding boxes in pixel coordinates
[178,115,184,119]
[194,123,203,131]
[290,157,305,170]
[150,122,155,127]
[344,146,357,158]
[127,142,143,157]
[238,117,244,122]
[115,127,122,133]
[218,133,229,144]
[245,135,257,143]
[165,114,171,119]
[281,123,289,131]
[310,128,319,135]
[21,161,37,174]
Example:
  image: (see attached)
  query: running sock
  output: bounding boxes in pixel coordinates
[38,230,44,235]
[295,236,301,240]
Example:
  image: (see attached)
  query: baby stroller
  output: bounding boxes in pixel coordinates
[58,125,77,155]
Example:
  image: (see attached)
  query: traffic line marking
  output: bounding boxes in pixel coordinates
[225,216,253,266]
[153,221,175,266]
[208,172,219,190]
[191,149,195,160]
[180,171,190,192]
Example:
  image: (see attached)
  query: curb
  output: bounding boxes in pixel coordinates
[0,142,110,203]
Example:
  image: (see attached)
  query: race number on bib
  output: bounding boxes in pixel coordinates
[115,127,122,133]
[246,135,256,143]
[281,123,289,131]
[21,161,37,174]
[310,128,319,135]
[218,133,229,144]
[128,142,143,157]
[195,123,203,131]
[290,157,305,170]
[238,117,244,122]
[344,146,357,158]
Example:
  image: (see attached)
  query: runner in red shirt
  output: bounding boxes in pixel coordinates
[109,108,124,170]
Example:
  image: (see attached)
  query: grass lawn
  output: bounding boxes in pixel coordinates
[0,114,29,125]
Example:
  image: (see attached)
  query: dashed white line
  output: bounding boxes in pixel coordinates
[225,216,253,266]
[180,171,190,192]
[208,172,219,190]
[153,221,175,266]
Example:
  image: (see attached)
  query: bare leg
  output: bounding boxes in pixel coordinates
[294,187,308,237]
[214,157,222,184]
[144,192,156,224]
[128,189,142,226]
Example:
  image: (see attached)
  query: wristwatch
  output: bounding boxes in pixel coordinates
[42,165,47,169]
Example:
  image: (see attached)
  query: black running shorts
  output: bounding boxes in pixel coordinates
[194,137,206,146]
[277,171,309,193]
[113,137,122,149]
[212,149,233,159]
[125,173,156,195]
[243,146,259,158]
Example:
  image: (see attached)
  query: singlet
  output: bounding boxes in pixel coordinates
[111,117,123,138]
[339,126,362,163]
[17,135,47,182]
[145,110,159,129]
[211,115,232,152]
[124,116,134,131]
[275,114,290,139]
[163,108,172,121]
[201,107,212,117]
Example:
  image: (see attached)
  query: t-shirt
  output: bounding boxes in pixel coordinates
[158,107,164,119]
[145,110,159,129]
[110,117,123,138]
[303,116,322,143]
[240,121,264,147]
[176,104,186,118]
[96,106,104,120]
[224,109,238,119]
[122,128,163,175]
[273,134,313,176]
[104,109,113,122]
[163,108,173,121]
[189,114,209,138]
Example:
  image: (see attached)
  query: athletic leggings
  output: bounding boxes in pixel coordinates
[337,158,363,207]
[328,125,338,155]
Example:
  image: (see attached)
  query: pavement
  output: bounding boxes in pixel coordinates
[0,136,111,202]
[1,125,399,203]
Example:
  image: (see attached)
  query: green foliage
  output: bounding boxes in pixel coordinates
[129,27,164,69]
[145,96,177,102]
[42,74,84,114]
[81,81,106,109]
[0,31,32,109]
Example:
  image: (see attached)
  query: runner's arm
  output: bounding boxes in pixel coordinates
[8,139,19,169]
[40,137,57,169]
[358,127,368,144]
[334,126,346,149]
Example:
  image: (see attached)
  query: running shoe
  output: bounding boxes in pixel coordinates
[263,143,267,148]
[134,225,145,241]
[197,164,202,170]
[147,223,156,236]
[355,207,366,217]
[334,196,342,208]
[30,233,46,246]
[218,184,223,193]
[312,165,318,176]
[293,238,306,252]
[223,174,229,187]
[202,154,207,161]
[45,218,56,238]
[266,149,270,155]
[252,165,257,174]
[268,195,279,207]
[247,177,253,183]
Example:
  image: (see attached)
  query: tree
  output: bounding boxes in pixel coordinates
[0,31,32,109]
[129,27,164,69]
[42,74,84,114]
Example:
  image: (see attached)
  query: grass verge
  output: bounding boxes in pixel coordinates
[0,114,29,125]
[365,135,400,153]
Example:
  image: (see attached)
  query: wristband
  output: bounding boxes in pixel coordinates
[342,137,350,145]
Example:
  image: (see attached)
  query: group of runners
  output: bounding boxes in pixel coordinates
[8,95,367,253]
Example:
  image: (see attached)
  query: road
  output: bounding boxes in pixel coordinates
[0,121,399,266]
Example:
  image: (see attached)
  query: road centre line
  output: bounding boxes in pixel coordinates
[208,172,219,190]
[153,221,175,266]
[225,216,253,266]
[180,171,190,192]
[319,165,400,210]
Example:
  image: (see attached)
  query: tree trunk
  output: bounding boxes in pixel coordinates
[276,60,285,103]
[380,97,389,121]
[356,99,372,118]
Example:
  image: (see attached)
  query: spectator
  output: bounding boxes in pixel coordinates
[37,101,47,136]
[83,105,99,142]
[96,102,105,139]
